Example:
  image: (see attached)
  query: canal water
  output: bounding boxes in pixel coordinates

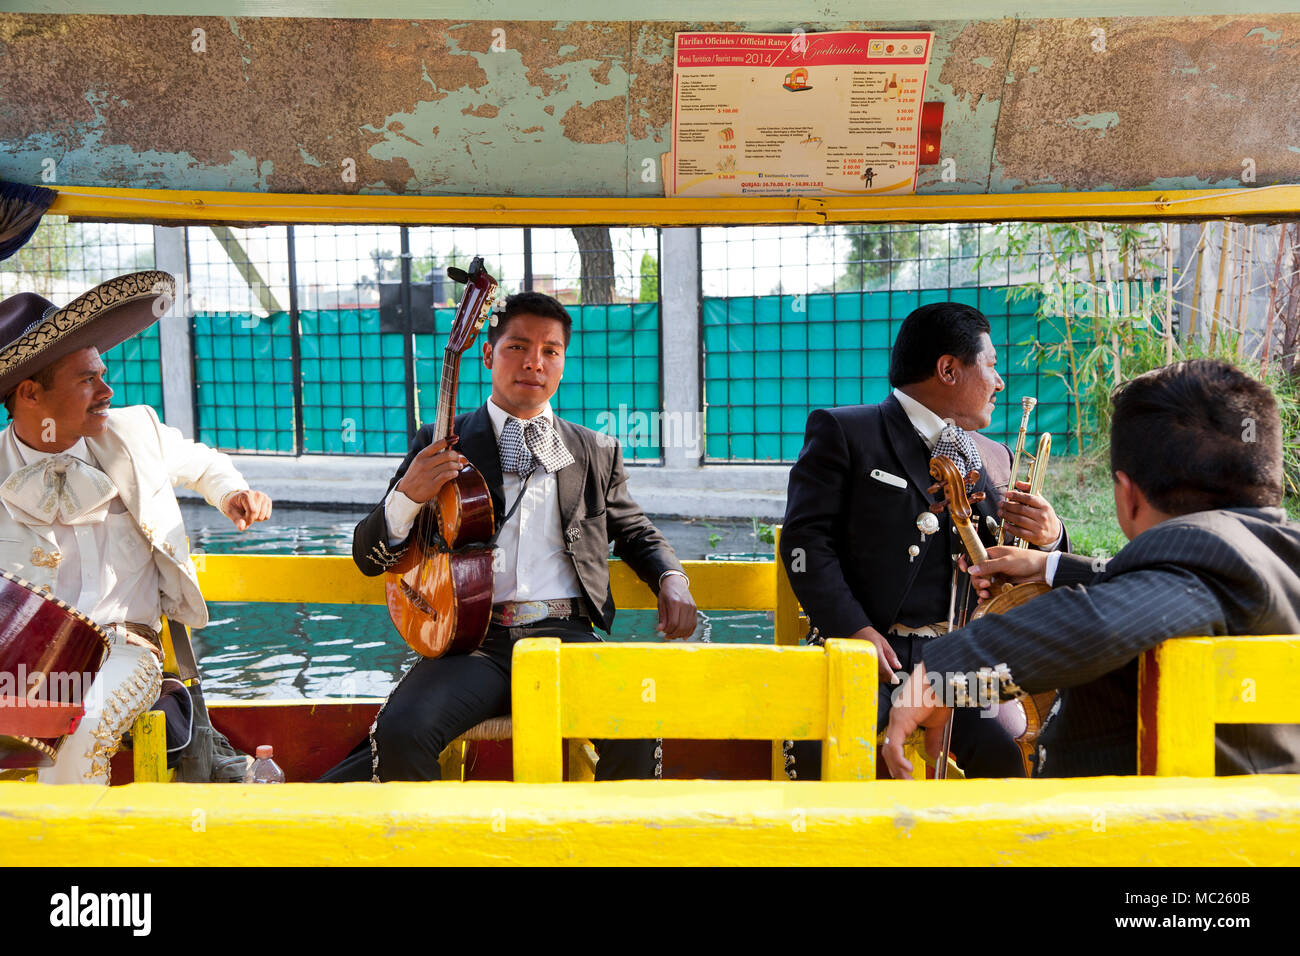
[181,503,777,700]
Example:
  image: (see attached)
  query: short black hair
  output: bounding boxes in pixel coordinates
[2,365,57,418]
[1110,359,1283,515]
[888,302,992,388]
[487,291,572,347]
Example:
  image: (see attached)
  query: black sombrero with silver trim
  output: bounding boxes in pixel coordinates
[0,270,174,400]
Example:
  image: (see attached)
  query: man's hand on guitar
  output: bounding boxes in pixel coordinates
[656,574,698,639]
[998,480,1061,547]
[396,436,469,504]
[847,625,902,685]
[961,547,1050,601]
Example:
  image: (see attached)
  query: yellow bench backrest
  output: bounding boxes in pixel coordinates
[1138,635,1300,775]
[510,637,877,782]
[192,554,775,613]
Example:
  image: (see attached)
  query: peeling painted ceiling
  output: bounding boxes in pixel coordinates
[1,14,1298,197]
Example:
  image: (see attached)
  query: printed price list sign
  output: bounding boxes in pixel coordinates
[665,31,933,197]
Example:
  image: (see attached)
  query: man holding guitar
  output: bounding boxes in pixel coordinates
[326,290,697,782]
[883,360,1300,778]
[779,301,1069,778]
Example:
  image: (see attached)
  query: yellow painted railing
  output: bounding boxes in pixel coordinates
[1138,635,1300,776]
[7,777,1300,866]
[50,184,1300,227]
[192,552,781,618]
[189,549,807,781]
[511,637,877,782]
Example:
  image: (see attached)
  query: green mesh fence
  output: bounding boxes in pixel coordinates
[193,311,296,453]
[191,303,662,458]
[300,309,408,454]
[101,323,165,421]
[702,287,1074,461]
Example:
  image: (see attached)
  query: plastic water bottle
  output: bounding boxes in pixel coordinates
[244,745,285,783]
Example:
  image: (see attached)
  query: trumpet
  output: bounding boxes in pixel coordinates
[997,396,1052,549]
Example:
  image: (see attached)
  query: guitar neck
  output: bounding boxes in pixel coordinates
[431,346,462,441]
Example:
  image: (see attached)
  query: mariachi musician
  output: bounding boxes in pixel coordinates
[322,290,698,782]
[884,359,1300,778]
[0,273,272,783]
[779,301,1070,778]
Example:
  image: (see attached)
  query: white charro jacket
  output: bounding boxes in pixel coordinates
[0,405,248,628]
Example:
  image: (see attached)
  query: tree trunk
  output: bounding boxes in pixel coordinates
[571,226,616,304]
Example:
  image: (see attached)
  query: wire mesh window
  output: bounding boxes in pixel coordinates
[181,224,661,458]
[0,216,163,420]
[189,226,296,453]
[698,223,1134,461]
[295,225,408,454]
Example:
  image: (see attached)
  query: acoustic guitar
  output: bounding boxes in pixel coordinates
[385,258,499,658]
[0,569,110,769]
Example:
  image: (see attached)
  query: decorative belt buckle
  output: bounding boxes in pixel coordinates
[500,601,549,626]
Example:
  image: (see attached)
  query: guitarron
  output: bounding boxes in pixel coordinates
[0,569,110,769]
[385,258,500,658]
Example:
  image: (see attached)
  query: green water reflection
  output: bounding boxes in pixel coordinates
[184,505,777,700]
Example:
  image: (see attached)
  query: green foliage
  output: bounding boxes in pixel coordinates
[981,222,1169,472]
[985,221,1300,497]
[638,251,659,303]
[708,532,723,550]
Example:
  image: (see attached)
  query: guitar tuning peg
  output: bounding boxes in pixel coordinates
[929,502,947,514]
[966,470,981,485]
[926,482,941,495]
[969,492,986,504]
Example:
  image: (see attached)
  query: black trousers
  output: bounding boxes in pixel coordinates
[790,632,1026,780]
[319,617,657,782]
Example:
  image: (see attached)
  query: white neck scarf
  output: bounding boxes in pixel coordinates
[0,452,117,527]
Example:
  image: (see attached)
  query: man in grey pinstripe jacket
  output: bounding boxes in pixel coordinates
[882,359,1300,778]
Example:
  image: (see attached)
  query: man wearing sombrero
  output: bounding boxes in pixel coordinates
[0,271,272,783]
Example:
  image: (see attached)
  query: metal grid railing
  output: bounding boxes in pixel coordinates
[700,223,1086,461]
[184,225,662,457]
[0,216,163,420]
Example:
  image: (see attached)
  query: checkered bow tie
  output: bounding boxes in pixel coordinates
[498,415,575,477]
[931,422,983,478]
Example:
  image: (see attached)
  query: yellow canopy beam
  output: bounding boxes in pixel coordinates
[48,184,1300,227]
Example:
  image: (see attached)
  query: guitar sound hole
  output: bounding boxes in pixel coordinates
[398,580,437,619]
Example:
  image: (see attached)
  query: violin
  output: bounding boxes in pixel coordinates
[385,258,499,658]
[926,455,1053,777]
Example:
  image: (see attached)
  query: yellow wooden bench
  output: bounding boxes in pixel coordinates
[1138,635,1300,775]
[128,617,186,782]
[510,637,878,782]
[170,553,784,782]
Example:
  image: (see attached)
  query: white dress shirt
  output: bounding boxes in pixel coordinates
[383,398,584,603]
[8,432,162,630]
[892,387,1062,577]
